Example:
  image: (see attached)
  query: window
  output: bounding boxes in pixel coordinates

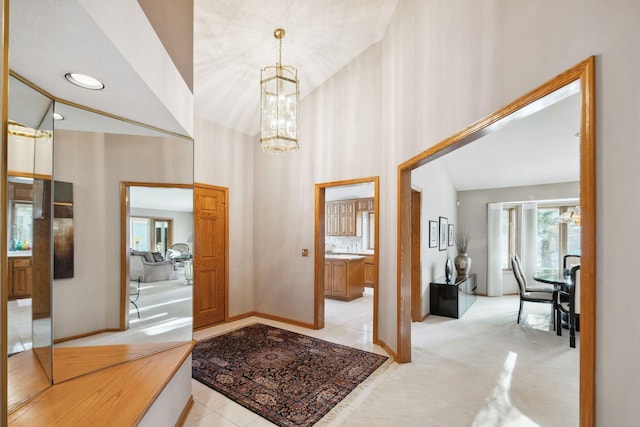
[501,207,517,269]
[131,217,150,251]
[130,216,173,253]
[536,205,581,273]
[499,203,580,272]
[10,202,33,251]
[537,207,560,271]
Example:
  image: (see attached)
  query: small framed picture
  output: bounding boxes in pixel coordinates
[439,217,448,251]
[448,224,455,246]
[429,220,438,248]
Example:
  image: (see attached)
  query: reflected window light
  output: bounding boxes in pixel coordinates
[141,317,192,336]
[471,351,540,427]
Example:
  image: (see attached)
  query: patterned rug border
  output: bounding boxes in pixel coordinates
[314,353,394,425]
[192,322,392,426]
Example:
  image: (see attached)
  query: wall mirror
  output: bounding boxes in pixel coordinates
[5,78,194,411]
[6,75,54,412]
[50,102,194,384]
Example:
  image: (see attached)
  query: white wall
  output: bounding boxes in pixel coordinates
[193,117,254,318]
[180,1,640,422]
[411,160,458,318]
[53,130,192,338]
[380,0,638,423]
[245,0,640,422]
[252,42,383,325]
[457,182,580,295]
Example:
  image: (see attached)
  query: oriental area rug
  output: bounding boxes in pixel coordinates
[192,323,390,427]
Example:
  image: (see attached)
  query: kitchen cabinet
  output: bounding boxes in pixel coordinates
[9,256,32,300]
[325,256,364,300]
[364,256,375,287]
[357,197,374,211]
[326,200,356,236]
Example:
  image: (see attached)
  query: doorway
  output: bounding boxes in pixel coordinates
[314,177,379,345]
[119,182,194,330]
[397,58,595,423]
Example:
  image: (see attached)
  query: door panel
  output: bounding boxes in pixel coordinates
[193,184,227,329]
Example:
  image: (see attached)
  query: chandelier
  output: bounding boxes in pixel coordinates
[260,28,299,153]
[557,206,581,226]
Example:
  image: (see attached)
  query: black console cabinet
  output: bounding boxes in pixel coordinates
[429,273,477,319]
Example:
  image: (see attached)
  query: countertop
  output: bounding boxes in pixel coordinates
[9,250,32,257]
[326,250,374,256]
[325,254,365,261]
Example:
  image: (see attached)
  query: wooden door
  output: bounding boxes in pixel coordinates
[193,184,228,329]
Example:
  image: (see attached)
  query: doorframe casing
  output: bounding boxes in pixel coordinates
[410,188,422,322]
[314,176,380,344]
[119,181,193,330]
[396,57,596,425]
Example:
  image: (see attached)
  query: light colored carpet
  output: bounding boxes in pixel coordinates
[329,295,579,427]
[55,272,192,348]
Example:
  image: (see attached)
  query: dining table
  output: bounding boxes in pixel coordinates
[532,269,573,291]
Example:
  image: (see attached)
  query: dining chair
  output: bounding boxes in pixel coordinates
[556,265,580,348]
[563,254,581,274]
[511,254,556,327]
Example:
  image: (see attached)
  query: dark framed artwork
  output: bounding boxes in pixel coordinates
[429,220,438,248]
[448,224,455,246]
[53,181,74,279]
[439,216,448,251]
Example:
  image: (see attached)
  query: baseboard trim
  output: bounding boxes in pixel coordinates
[175,395,194,427]
[252,311,315,329]
[226,311,255,322]
[54,328,121,344]
[377,339,400,362]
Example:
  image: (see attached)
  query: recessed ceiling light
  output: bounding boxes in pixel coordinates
[53,112,64,121]
[64,72,104,90]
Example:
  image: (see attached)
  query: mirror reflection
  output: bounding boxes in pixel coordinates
[49,102,194,383]
[7,75,54,411]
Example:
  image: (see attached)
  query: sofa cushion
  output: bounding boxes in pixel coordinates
[151,252,164,262]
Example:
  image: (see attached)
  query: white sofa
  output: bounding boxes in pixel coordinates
[130,250,177,283]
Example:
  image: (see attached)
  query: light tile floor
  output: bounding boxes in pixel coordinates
[186,290,579,427]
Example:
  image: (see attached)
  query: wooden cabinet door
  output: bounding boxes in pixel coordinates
[193,184,227,329]
[326,202,340,236]
[343,201,356,235]
[324,261,332,295]
[11,258,32,298]
[364,264,374,286]
[357,198,374,211]
[331,261,347,296]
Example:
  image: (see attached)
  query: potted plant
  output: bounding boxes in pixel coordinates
[454,231,471,276]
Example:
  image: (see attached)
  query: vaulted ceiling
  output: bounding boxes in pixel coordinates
[193,0,399,136]
[9,0,579,193]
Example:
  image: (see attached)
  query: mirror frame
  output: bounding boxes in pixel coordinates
[397,57,596,425]
[1,0,10,419]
